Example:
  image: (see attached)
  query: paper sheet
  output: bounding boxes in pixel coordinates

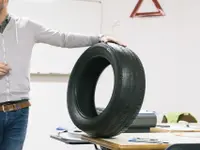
[156,123,200,131]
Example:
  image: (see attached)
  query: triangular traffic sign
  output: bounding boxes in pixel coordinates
[130,0,165,18]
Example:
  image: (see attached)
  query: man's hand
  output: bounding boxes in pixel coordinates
[100,35,127,47]
[0,63,11,76]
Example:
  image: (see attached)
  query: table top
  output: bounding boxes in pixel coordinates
[81,132,200,150]
[50,123,200,149]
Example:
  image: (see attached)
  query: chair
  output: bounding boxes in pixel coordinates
[166,143,200,150]
[162,112,198,123]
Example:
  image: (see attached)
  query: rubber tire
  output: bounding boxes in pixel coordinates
[67,42,146,138]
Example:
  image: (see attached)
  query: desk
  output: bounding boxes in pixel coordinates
[151,123,200,133]
[50,123,200,149]
[81,132,200,150]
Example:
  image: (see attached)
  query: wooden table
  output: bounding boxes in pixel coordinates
[50,123,200,149]
[81,132,200,150]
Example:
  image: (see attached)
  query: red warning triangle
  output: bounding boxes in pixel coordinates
[130,0,165,18]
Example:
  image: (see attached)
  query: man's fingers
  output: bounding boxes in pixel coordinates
[0,63,11,70]
[0,71,7,76]
[0,69,10,76]
[118,41,127,47]
[100,36,127,47]
[0,68,8,73]
[0,63,6,67]
[0,73,6,76]
[0,63,11,77]
[0,66,11,74]
[4,65,11,71]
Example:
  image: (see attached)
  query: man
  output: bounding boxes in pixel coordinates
[0,0,125,150]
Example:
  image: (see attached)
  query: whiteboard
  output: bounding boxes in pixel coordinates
[8,0,101,74]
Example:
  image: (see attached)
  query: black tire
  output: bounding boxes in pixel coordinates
[67,42,146,138]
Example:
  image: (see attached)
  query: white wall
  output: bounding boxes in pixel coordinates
[7,0,200,150]
[101,0,200,116]
[8,0,101,74]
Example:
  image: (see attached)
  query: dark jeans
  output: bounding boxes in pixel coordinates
[0,107,29,150]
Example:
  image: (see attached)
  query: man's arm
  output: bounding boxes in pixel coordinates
[28,19,101,48]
